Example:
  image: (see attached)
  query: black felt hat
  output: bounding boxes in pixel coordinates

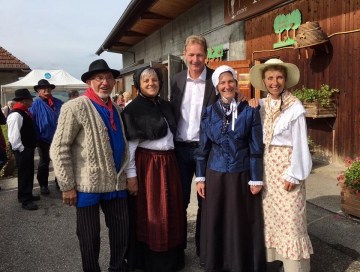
[81,59,120,82]
[33,79,56,92]
[13,88,35,101]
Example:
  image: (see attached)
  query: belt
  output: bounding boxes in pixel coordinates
[175,141,199,148]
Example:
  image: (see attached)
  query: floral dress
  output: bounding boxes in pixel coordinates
[260,91,313,263]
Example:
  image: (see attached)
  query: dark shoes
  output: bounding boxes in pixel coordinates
[18,195,41,203]
[176,250,185,271]
[40,186,50,195]
[22,202,38,210]
[55,180,60,190]
[32,195,41,201]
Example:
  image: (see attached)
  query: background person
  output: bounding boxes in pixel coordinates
[249,59,313,272]
[116,93,125,111]
[2,101,14,118]
[122,67,184,272]
[50,59,130,272]
[196,66,266,272]
[123,91,132,106]
[30,79,63,195]
[0,109,7,184]
[68,89,79,100]
[7,89,40,210]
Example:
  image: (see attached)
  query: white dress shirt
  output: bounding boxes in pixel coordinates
[175,68,206,142]
[7,112,24,152]
[125,127,175,178]
[259,99,312,184]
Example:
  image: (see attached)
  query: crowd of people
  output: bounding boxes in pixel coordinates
[0,34,313,272]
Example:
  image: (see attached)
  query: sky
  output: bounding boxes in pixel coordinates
[0,0,132,80]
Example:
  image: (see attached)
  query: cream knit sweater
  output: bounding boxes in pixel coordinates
[50,96,129,193]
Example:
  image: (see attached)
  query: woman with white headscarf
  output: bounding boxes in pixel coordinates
[196,65,266,272]
[249,59,313,272]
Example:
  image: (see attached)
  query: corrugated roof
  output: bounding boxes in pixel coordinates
[0,46,30,69]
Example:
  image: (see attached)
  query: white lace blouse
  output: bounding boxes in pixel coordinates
[259,99,312,184]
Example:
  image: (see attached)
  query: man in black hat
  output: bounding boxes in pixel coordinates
[30,79,63,195]
[7,89,39,210]
[50,59,132,272]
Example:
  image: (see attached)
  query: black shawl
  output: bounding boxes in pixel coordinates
[121,95,177,141]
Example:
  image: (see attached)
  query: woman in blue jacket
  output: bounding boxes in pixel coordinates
[196,65,266,272]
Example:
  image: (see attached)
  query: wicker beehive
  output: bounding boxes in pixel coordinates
[294,21,328,48]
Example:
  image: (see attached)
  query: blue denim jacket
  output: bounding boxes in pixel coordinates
[196,101,263,181]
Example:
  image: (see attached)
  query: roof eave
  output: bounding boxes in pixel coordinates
[96,0,157,55]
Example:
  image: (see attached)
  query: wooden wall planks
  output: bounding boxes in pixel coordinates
[245,0,360,163]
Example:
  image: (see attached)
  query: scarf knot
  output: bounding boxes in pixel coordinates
[82,88,116,130]
[12,103,34,119]
[39,94,54,107]
[218,97,238,134]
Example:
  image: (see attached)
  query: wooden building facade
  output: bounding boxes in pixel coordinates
[245,0,360,164]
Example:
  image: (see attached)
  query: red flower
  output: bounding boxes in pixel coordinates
[345,157,352,167]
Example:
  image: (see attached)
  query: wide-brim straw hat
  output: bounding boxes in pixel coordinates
[249,59,300,91]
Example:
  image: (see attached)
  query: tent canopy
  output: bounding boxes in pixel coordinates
[0,69,88,105]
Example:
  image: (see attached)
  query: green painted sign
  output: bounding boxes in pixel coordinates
[273,9,301,49]
[207,45,224,59]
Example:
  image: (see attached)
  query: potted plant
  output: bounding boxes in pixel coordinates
[307,136,317,155]
[292,84,339,118]
[337,157,360,218]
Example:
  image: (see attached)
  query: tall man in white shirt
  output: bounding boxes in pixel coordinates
[7,89,39,210]
[170,35,217,258]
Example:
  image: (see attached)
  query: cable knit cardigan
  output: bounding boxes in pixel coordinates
[50,96,129,193]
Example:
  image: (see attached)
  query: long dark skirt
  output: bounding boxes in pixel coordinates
[200,169,267,272]
[128,147,184,272]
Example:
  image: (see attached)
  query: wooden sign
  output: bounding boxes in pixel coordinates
[273,9,302,48]
[207,45,224,59]
[224,0,288,25]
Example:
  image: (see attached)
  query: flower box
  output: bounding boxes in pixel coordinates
[340,181,360,218]
[338,157,360,218]
[302,100,337,118]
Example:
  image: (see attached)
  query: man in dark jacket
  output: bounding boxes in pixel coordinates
[170,35,217,259]
[7,89,39,210]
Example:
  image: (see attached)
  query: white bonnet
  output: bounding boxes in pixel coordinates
[211,65,237,95]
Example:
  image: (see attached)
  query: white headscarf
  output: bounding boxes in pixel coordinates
[212,65,238,95]
[212,65,239,131]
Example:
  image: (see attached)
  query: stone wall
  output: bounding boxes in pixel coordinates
[123,0,246,67]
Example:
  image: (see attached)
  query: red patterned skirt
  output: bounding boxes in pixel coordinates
[135,147,184,252]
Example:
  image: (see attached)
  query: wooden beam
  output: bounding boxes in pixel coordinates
[124,31,147,38]
[113,42,134,47]
[140,12,172,20]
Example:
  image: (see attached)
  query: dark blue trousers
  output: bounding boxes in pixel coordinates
[174,145,202,252]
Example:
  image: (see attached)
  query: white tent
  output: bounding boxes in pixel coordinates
[0,69,88,104]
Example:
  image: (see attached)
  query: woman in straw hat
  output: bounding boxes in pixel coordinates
[196,65,266,272]
[249,59,313,272]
